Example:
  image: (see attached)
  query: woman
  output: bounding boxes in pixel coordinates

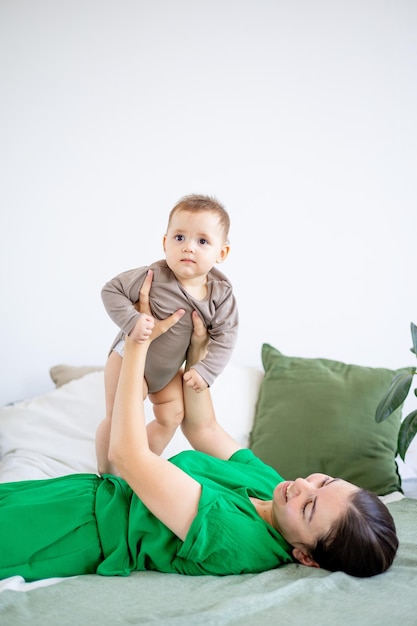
[0,275,398,581]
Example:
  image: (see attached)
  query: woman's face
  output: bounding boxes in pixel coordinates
[272,473,358,557]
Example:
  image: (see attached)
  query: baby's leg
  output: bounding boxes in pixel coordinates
[147,370,184,455]
[95,350,123,475]
[96,350,148,474]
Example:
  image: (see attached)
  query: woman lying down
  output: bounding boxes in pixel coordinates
[0,275,398,581]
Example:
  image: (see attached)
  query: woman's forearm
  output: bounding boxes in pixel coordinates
[108,337,150,471]
[182,322,240,459]
[181,383,240,459]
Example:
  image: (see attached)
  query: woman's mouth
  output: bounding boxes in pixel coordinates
[282,481,292,502]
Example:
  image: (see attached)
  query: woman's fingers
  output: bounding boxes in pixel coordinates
[138,270,153,315]
[138,269,185,340]
[151,309,185,340]
[191,311,209,345]
[186,311,209,365]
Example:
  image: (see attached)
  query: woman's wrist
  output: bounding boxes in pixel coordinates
[124,334,151,355]
[186,311,209,369]
[186,340,208,370]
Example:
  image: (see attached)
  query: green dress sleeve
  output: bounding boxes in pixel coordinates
[175,482,294,575]
[171,449,294,575]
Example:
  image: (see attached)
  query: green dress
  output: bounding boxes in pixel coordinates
[0,449,294,581]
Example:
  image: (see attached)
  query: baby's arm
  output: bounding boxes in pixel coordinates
[190,287,238,387]
[101,267,149,336]
[183,368,208,393]
[129,313,155,343]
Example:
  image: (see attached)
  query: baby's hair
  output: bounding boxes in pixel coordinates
[167,194,230,242]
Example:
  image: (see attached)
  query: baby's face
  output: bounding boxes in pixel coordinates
[163,210,229,282]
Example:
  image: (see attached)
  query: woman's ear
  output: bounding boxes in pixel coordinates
[292,548,320,569]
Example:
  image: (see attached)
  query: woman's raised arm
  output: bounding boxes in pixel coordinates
[107,271,202,541]
[181,311,242,460]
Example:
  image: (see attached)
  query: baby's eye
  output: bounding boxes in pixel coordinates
[175,234,185,242]
[198,238,208,245]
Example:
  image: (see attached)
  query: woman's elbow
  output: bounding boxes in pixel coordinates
[108,438,149,476]
[107,439,124,472]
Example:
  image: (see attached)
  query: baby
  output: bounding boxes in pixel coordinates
[97,194,238,461]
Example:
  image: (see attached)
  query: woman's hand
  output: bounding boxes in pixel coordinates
[134,270,185,342]
[183,311,210,391]
[187,310,210,365]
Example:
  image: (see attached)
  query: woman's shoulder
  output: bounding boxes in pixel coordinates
[176,476,293,575]
[169,449,284,496]
[229,448,284,478]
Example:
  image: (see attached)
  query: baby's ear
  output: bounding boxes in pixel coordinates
[292,548,320,569]
[216,243,230,263]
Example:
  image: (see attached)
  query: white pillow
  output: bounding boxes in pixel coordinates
[0,365,263,482]
[0,372,105,481]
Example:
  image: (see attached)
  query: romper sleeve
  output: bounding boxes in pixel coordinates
[101,267,149,336]
[191,280,239,387]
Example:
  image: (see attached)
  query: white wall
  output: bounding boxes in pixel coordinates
[1,1,416,410]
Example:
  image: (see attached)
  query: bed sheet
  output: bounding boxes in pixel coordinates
[1,497,416,626]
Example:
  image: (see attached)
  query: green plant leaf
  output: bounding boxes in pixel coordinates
[398,409,417,461]
[411,322,417,356]
[375,369,416,423]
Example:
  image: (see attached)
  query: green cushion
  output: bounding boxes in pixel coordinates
[249,343,405,496]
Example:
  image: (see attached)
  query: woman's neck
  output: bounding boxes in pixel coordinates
[249,497,273,526]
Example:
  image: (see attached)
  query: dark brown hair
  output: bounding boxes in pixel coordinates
[310,489,398,577]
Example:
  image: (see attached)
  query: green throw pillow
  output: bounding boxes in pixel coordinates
[249,343,405,496]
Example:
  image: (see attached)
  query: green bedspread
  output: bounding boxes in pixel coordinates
[1,498,416,626]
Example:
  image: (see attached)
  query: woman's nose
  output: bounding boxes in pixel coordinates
[293,477,314,494]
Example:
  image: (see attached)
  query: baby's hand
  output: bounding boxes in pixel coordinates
[183,368,208,393]
[129,314,155,343]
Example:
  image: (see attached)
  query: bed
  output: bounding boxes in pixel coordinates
[1,344,417,625]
